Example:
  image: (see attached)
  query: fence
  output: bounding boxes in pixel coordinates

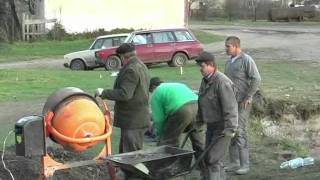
[22,13,56,41]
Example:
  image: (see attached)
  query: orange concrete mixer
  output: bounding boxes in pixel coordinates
[43,87,111,152]
[40,87,116,179]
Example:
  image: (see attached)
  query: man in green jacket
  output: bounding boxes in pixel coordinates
[224,36,261,175]
[95,43,150,154]
[149,77,205,159]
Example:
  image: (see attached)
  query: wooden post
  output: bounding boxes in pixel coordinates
[22,13,25,41]
[26,23,29,41]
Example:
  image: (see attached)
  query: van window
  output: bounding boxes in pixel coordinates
[91,38,104,49]
[120,36,127,43]
[113,38,121,46]
[153,32,175,43]
[92,38,113,49]
[113,36,128,46]
[101,38,113,48]
[174,31,194,42]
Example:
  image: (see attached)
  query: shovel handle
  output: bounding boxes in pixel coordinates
[190,135,224,171]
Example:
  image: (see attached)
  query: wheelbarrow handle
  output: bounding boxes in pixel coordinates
[190,135,224,171]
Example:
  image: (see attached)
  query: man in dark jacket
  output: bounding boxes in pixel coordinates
[95,43,150,154]
[196,51,238,180]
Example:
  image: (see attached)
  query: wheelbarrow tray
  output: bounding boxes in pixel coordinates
[106,145,194,179]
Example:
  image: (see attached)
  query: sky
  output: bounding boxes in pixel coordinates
[45,0,186,33]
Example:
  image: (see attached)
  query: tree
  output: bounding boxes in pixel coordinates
[188,0,197,17]
[225,0,238,21]
[249,0,259,21]
[0,0,35,42]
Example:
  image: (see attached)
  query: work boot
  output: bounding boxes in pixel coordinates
[224,163,240,172]
[236,148,249,175]
[235,167,250,175]
[226,143,240,172]
[220,168,226,180]
[208,171,221,180]
[206,165,223,180]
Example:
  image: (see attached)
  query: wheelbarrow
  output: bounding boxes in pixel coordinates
[106,130,224,179]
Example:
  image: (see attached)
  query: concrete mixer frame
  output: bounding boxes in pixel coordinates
[39,97,117,180]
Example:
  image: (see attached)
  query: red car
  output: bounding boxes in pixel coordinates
[95,28,204,70]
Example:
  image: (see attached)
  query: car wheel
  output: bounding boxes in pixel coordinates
[70,59,85,70]
[105,56,121,71]
[170,53,188,67]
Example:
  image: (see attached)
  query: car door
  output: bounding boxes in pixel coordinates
[152,31,176,62]
[131,33,154,63]
[85,38,113,65]
[173,30,198,56]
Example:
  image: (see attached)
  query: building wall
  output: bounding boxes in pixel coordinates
[45,0,186,33]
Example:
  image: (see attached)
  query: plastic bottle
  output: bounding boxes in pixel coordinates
[280,157,314,169]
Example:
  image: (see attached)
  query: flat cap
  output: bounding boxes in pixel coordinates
[195,51,215,63]
[116,43,135,55]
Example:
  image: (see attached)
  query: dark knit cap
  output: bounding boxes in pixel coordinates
[195,51,215,64]
[149,77,163,90]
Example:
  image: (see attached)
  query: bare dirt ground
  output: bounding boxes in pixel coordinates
[1,24,320,179]
[0,58,66,70]
[192,24,320,63]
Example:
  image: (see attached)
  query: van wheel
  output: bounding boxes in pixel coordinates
[170,53,188,67]
[70,59,85,70]
[105,56,121,71]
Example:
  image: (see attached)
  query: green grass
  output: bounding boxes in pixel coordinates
[191,29,225,44]
[0,60,319,103]
[258,61,320,103]
[0,69,113,101]
[0,39,92,63]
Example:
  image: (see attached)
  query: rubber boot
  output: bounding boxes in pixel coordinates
[208,171,221,180]
[235,148,250,175]
[225,145,240,172]
[220,169,226,180]
[206,165,222,180]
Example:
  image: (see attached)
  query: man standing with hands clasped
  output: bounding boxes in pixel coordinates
[196,51,238,180]
[224,36,261,175]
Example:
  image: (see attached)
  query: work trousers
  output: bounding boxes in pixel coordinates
[228,104,252,168]
[205,123,232,180]
[119,128,147,180]
[158,101,205,158]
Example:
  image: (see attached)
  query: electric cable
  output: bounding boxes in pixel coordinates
[2,130,15,180]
